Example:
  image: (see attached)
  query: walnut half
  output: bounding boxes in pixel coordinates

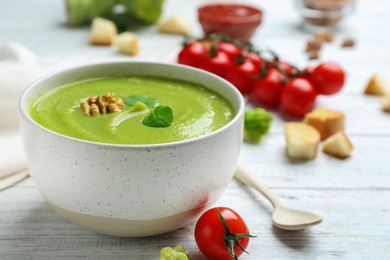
[80,93,124,116]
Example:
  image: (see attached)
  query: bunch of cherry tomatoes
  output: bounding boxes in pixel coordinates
[177,35,346,117]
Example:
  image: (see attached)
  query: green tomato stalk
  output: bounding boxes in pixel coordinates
[217,209,256,260]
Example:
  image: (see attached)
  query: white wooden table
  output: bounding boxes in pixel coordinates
[1,0,390,259]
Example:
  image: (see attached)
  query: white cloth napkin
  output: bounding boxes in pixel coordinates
[0,136,28,191]
[0,42,44,190]
[0,43,44,129]
[0,42,97,190]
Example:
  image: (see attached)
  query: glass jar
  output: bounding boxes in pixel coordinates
[295,0,355,27]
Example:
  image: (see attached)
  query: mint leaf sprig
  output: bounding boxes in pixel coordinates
[124,95,173,128]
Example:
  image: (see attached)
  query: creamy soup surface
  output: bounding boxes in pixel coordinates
[29,76,235,144]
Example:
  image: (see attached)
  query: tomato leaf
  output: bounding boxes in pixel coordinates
[142,106,173,128]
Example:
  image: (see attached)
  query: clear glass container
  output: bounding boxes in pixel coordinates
[295,0,356,27]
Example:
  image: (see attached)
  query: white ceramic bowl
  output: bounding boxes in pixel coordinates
[19,61,245,237]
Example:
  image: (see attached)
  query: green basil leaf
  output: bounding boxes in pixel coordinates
[142,106,173,128]
[124,95,158,108]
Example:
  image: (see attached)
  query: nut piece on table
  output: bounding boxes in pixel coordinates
[285,122,321,160]
[308,51,320,60]
[322,131,353,158]
[304,108,345,141]
[90,17,117,46]
[158,14,192,36]
[381,95,390,112]
[314,30,334,43]
[341,37,355,48]
[364,74,389,96]
[305,39,322,53]
[305,39,321,60]
[117,32,139,56]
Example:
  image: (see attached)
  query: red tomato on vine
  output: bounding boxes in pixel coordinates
[217,41,242,60]
[177,41,208,67]
[296,65,315,81]
[198,49,232,78]
[266,60,296,77]
[308,61,346,95]
[280,78,318,117]
[243,50,263,69]
[252,69,287,108]
[195,207,255,260]
[276,60,297,76]
[225,56,258,95]
[176,36,346,119]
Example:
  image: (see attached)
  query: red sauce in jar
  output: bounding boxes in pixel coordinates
[198,4,262,41]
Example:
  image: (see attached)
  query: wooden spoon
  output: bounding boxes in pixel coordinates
[234,162,323,230]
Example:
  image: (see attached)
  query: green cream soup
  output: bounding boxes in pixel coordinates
[29,76,235,144]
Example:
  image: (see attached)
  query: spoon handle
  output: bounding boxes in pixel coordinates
[234,162,282,209]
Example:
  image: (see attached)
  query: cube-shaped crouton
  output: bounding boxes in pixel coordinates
[304,108,345,140]
[285,122,321,160]
[158,14,192,36]
[381,95,390,112]
[117,32,139,56]
[90,17,117,46]
[364,74,389,96]
[322,131,353,158]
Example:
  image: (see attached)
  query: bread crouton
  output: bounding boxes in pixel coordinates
[158,14,192,36]
[116,32,139,56]
[285,122,321,160]
[322,131,353,158]
[304,108,345,140]
[90,17,117,46]
[381,94,390,112]
[364,74,389,96]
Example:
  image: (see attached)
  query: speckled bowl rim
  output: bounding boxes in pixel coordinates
[19,61,245,149]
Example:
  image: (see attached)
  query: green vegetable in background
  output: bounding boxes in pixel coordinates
[160,243,189,260]
[244,108,273,143]
[65,0,164,30]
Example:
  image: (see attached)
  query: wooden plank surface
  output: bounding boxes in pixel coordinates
[2,177,390,259]
[1,0,390,259]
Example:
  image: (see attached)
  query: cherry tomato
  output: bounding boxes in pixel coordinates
[267,60,296,77]
[280,78,318,117]
[225,57,258,94]
[195,207,253,260]
[177,41,208,67]
[243,50,263,69]
[296,65,315,80]
[218,41,241,60]
[198,50,231,78]
[308,62,346,95]
[252,69,286,108]
[303,65,315,74]
[277,60,297,75]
